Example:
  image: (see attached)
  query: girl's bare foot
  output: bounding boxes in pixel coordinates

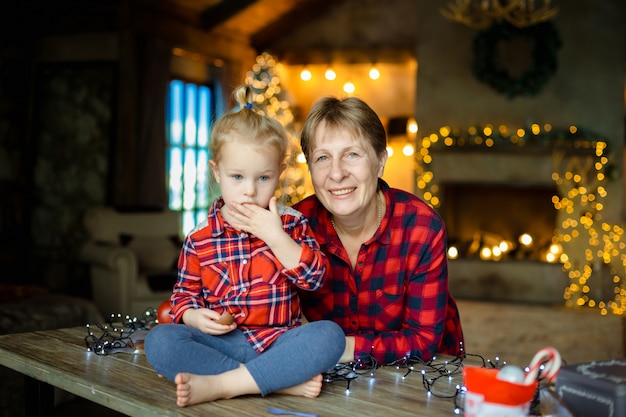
[276,374,323,398]
[173,369,323,407]
[175,373,222,407]
[174,365,261,407]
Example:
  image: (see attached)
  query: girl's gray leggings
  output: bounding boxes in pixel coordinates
[144,320,346,396]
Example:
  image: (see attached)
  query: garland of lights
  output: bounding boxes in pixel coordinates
[472,21,562,99]
[415,125,625,315]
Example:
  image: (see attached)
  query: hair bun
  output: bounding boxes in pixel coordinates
[234,85,253,110]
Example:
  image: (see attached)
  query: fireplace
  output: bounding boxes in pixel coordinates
[441,182,558,261]
[426,147,569,304]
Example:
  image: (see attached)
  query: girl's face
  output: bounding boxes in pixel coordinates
[209,138,283,213]
[308,123,387,221]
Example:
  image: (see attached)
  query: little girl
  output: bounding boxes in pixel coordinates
[144,85,345,407]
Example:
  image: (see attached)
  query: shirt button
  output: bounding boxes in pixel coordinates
[240,233,246,238]
[357,261,363,267]
[351,321,357,326]
[242,259,248,265]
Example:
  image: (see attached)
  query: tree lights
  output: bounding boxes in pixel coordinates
[416,124,624,315]
[246,52,309,205]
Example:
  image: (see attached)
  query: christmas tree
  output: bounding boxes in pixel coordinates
[245,51,309,205]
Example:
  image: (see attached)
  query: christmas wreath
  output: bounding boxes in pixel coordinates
[472,21,562,99]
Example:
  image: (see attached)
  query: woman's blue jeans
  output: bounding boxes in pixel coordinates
[144,320,345,396]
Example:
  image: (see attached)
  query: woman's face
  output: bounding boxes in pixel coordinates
[308,122,387,220]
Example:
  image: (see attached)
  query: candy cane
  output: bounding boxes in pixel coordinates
[523,346,562,385]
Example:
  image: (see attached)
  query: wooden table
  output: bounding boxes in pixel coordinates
[0,327,465,416]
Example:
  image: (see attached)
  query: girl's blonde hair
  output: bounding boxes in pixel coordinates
[210,85,289,165]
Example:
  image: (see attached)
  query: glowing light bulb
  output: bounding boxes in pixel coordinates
[300,68,312,81]
[402,144,415,156]
[295,153,307,164]
[519,233,533,247]
[325,68,336,80]
[343,82,355,94]
[369,66,380,80]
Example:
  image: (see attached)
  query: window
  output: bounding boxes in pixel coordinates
[166,80,217,235]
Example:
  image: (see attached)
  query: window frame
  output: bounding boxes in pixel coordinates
[165,78,218,235]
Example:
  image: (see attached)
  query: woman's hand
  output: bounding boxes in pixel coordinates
[182,308,237,335]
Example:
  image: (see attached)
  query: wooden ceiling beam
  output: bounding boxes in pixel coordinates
[200,0,258,31]
[249,0,345,51]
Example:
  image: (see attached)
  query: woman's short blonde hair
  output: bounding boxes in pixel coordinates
[300,96,387,161]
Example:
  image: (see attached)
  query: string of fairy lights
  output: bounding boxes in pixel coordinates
[415,124,626,315]
[83,312,533,415]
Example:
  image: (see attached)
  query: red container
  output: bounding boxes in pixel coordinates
[463,366,538,417]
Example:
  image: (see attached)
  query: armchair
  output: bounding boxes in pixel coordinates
[80,206,182,318]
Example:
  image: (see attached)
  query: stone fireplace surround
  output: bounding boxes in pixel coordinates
[429,147,570,305]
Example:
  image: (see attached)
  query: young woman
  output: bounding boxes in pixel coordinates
[144,86,345,407]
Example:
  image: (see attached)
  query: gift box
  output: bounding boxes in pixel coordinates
[555,358,626,417]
